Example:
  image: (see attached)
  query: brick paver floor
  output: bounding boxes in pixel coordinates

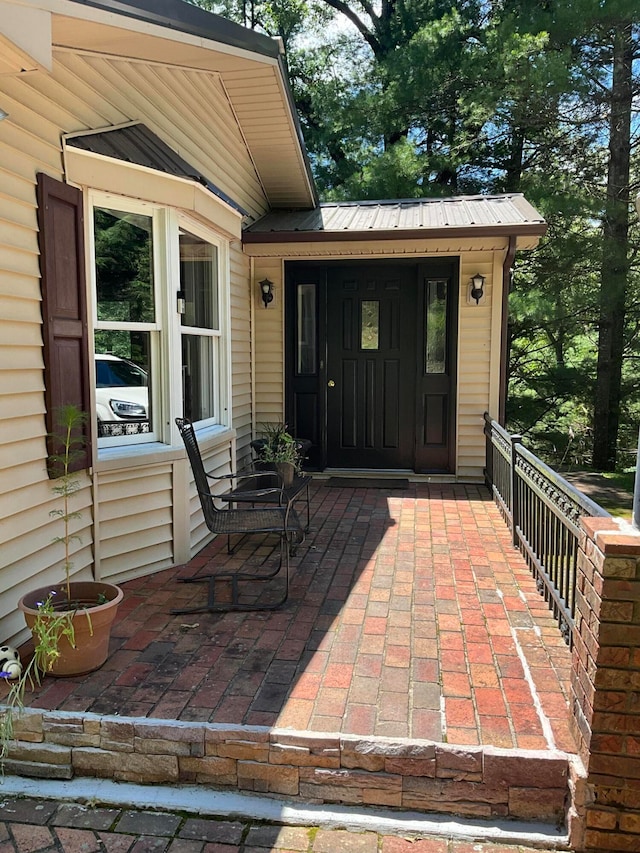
[0,796,569,853]
[9,482,577,754]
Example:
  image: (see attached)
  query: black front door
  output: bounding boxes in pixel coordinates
[326,265,416,469]
[285,259,458,473]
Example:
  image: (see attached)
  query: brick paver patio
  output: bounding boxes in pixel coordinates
[13,481,577,755]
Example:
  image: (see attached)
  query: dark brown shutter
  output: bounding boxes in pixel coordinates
[37,173,92,474]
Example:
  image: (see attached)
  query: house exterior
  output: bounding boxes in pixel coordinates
[0,0,546,647]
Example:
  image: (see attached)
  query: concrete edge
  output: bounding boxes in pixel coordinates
[0,774,570,850]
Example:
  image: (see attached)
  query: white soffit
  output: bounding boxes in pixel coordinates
[0,1,52,73]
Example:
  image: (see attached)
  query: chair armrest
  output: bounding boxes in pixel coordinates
[207,468,288,503]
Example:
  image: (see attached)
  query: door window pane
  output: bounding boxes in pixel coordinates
[296,283,317,374]
[361,300,379,350]
[94,330,151,437]
[425,280,447,374]
[94,208,154,323]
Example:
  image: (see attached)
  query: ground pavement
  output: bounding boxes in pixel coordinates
[0,795,569,853]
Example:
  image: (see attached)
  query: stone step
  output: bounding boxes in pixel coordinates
[0,775,570,849]
[4,707,580,844]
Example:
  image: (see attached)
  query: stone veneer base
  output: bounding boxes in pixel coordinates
[2,707,583,842]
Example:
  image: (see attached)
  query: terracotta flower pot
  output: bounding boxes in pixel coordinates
[18,581,123,677]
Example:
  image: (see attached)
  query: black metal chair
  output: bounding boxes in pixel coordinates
[173,418,300,613]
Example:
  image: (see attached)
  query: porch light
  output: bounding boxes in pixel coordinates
[470,273,485,305]
[259,278,274,308]
[0,108,8,121]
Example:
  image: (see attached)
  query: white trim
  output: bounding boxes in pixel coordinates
[89,191,162,447]
[86,189,233,459]
[65,147,243,241]
[38,0,282,66]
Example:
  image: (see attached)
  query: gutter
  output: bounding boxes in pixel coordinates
[243,223,548,244]
[276,50,319,208]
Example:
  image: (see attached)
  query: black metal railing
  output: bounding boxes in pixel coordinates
[484,413,610,645]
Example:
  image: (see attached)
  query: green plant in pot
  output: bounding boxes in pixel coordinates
[17,405,123,678]
[1,406,123,771]
[253,423,302,487]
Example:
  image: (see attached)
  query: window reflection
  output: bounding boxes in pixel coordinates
[425,280,447,374]
[361,300,379,350]
[297,284,317,374]
[94,208,154,323]
[94,331,151,437]
[179,229,219,423]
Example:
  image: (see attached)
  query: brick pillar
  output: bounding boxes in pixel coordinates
[571,516,640,852]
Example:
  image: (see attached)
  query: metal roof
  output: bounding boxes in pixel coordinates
[68,0,280,59]
[65,123,248,216]
[243,195,547,242]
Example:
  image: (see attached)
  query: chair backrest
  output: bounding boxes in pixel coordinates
[176,417,218,530]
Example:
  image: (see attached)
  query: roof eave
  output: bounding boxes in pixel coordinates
[242,223,549,244]
[67,0,280,59]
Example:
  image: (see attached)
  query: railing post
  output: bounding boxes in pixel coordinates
[510,432,522,548]
[483,412,493,489]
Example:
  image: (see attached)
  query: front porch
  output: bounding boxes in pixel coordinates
[1,480,581,845]
[25,481,575,753]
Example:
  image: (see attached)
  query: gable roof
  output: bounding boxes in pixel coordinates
[243,195,547,242]
[49,0,317,208]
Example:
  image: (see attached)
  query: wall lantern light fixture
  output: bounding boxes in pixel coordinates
[259,278,274,308]
[470,273,485,305]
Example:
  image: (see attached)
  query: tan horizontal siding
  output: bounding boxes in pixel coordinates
[229,243,252,465]
[253,258,283,425]
[96,465,174,583]
[0,44,263,643]
[457,254,494,476]
[0,165,37,206]
[0,470,94,647]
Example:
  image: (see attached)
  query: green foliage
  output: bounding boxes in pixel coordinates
[1,405,94,771]
[188,0,640,467]
[255,423,302,470]
[48,405,89,602]
[0,597,77,772]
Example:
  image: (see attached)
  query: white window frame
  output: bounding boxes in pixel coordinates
[175,212,230,431]
[88,192,231,454]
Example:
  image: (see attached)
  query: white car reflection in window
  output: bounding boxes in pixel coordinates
[95,354,149,430]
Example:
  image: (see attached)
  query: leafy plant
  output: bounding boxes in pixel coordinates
[1,405,90,772]
[48,404,89,602]
[0,597,76,770]
[255,423,303,471]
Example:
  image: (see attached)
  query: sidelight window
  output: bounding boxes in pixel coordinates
[296,283,317,374]
[425,280,447,374]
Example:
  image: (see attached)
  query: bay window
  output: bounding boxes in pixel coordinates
[90,193,228,450]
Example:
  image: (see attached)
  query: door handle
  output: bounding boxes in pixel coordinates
[328,380,335,387]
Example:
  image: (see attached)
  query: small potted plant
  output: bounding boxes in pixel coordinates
[17,405,123,677]
[251,423,304,487]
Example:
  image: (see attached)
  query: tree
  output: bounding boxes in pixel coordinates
[592,17,636,469]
